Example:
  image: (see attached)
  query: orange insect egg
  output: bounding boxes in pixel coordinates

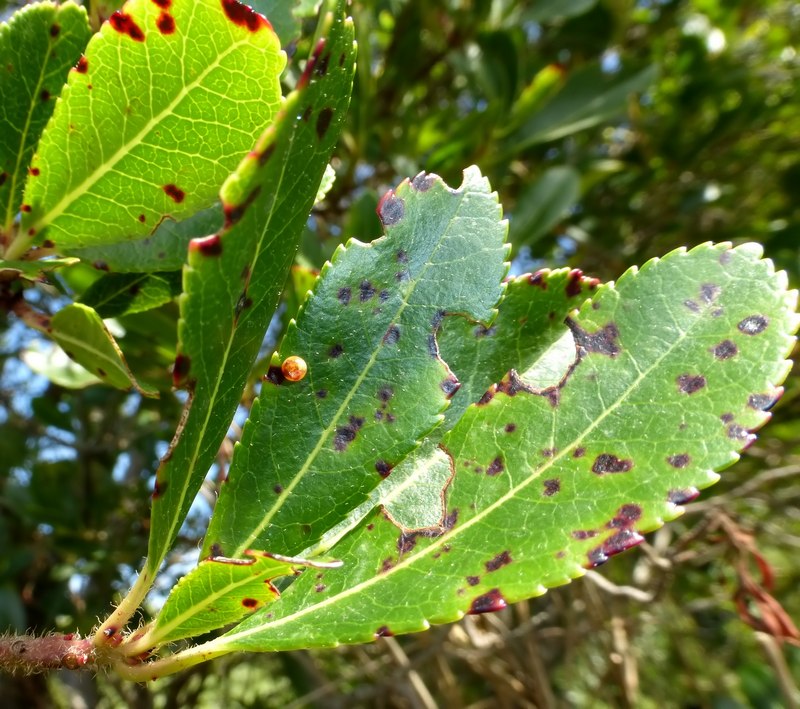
[281,356,308,382]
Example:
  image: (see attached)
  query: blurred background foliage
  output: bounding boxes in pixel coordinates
[1,0,799,706]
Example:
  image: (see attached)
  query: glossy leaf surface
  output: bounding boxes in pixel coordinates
[146,2,357,578]
[0,1,91,242]
[207,242,796,652]
[79,270,181,317]
[13,0,284,256]
[202,166,509,560]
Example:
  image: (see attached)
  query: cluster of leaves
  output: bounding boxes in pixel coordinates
[0,0,798,704]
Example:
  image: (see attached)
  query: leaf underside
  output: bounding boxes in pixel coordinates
[16,0,284,254]
[206,240,796,653]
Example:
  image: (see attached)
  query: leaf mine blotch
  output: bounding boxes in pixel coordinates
[163,183,185,203]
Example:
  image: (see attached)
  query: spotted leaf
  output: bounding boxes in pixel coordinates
[202,165,509,561]
[191,242,797,653]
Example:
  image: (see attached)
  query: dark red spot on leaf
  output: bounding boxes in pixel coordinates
[0,172,6,186]
[477,388,495,406]
[486,456,504,476]
[496,370,532,397]
[377,190,405,226]
[109,12,145,41]
[375,460,392,478]
[720,412,734,423]
[378,387,393,402]
[163,183,185,203]
[485,551,512,572]
[440,375,460,399]
[727,423,753,443]
[152,480,167,499]
[677,374,706,394]
[684,299,700,313]
[711,340,737,360]
[592,454,633,474]
[738,315,768,335]
[466,575,480,586]
[469,589,507,615]
[337,286,351,305]
[668,488,700,505]
[28,167,40,176]
[316,389,328,399]
[573,447,586,458]
[40,90,50,102]
[607,504,642,529]
[138,214,146,223]
[75,56,88,73]
[329,343,343,358]
[396,250,409,263]
[223,186,261,227]
[221,0,271,32]
[50,23,61,37]
[316,107,333,139]
[572,529,597,540]
[505,423,516,433]
[565,269,585,297]
[587,529,643,567]
[20,204,31,213]
[156,11,175,34]
[190,234,222,257]
[528,271,547,288]
[93,260,109,271]
[151,0,171,6]
[172,354,191,387]
[667,453,691,468]
[242,598,258,609]
[542,479,560,496]
[375,626,393,637]
[273,484,283,494]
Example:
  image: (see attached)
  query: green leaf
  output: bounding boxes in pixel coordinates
[79,270,182,318]
[500,62,657,154]
[0,1,91,240]
[146,551,340,646]
[202,166,509,562]
[145,3,357,581]
[0,257,78,281]
[524,0,598,22]
[67,205,223,273]
[50,303,157,396]
[205,242,796,652]
[507,167,581,245]
[10,0,285,257]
